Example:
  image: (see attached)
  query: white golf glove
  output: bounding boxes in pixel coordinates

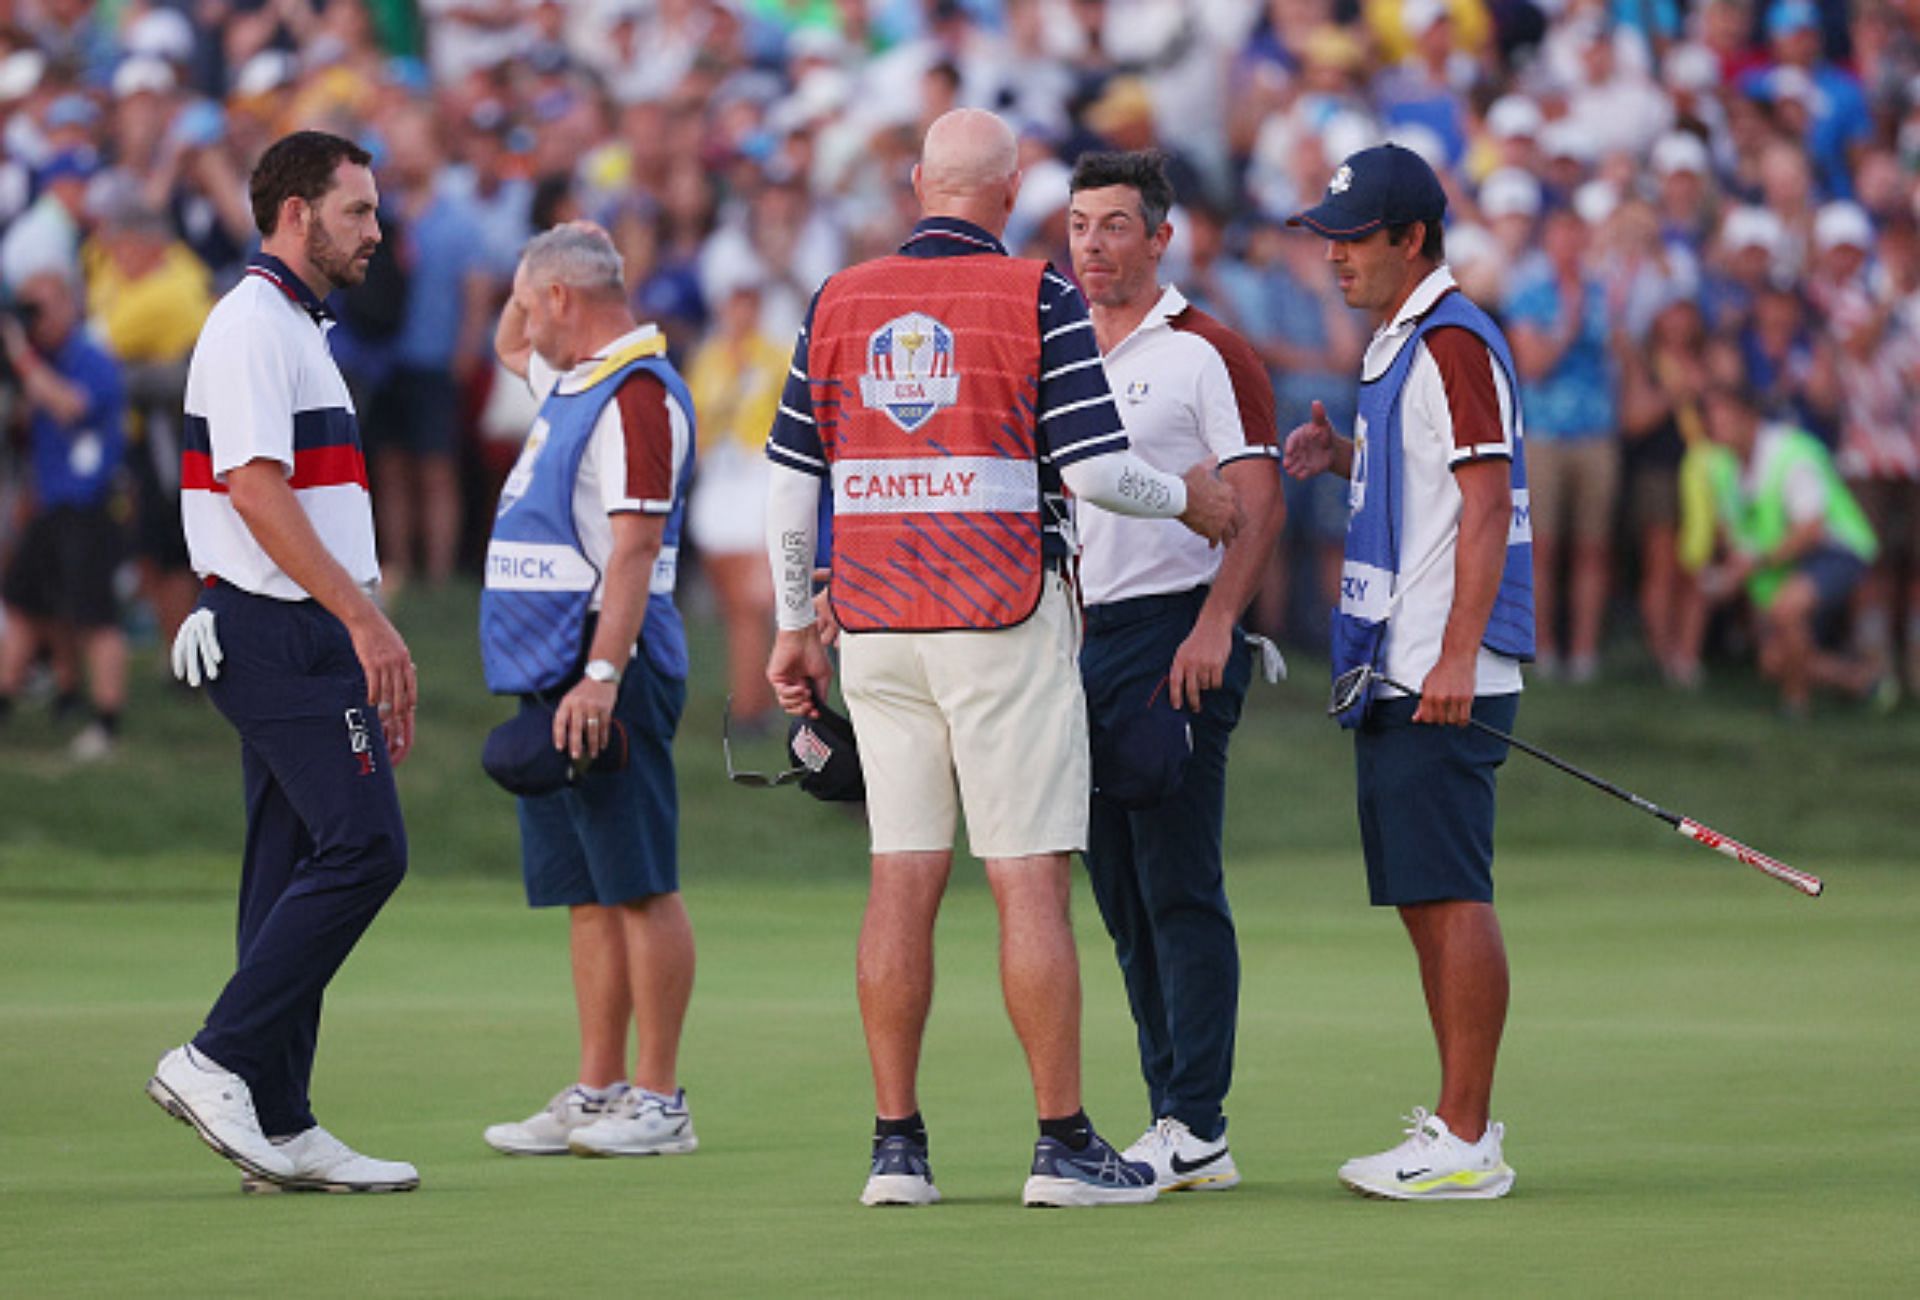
[1242,630,1288,684]
[171,607,224,687]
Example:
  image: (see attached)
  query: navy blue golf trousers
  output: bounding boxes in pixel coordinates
[1079,586,1250,1143]
[192,581,408,1137]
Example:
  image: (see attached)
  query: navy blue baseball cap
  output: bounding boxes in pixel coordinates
[1289,143,1447,242]
[788,700,865,803]
[483,700,628,797]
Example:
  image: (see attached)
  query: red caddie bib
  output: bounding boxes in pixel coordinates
[809,254,1048,632]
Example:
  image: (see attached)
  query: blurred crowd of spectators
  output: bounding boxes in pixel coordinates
[3,0,1919,749]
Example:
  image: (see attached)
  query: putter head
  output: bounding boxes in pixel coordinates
[1329,665,1374,718]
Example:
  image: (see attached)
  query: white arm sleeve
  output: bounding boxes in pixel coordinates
[1060,450,1190,519]
[766,461,823,631]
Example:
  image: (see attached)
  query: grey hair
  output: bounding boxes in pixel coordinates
[521,224,625,297]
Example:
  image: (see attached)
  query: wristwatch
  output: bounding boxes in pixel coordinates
[583,658,622,685]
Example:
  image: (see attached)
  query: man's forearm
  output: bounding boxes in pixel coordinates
[494,295,531,379]
[1437,469,1509,667]
[1060,450,1189,518]
[18,354,90,425]
[227,462,383,630]
[766,461,821,630]
[1198,459,1284,627]
[588,516,663,666]
[1324,434,1355,480]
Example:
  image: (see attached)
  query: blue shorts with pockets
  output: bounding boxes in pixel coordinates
[517,647,685,908]
[1355,693,1517,907]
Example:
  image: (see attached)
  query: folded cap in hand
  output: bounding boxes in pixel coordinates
[483,701,628,797]
[788,700,865,802]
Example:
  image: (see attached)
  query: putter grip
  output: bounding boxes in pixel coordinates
[1676,818,1824,897]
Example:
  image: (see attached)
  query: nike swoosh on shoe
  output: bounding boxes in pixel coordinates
[1170,1148,1229,1175]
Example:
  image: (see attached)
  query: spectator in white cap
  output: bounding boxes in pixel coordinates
[108,58,178,179]
[1483,94,1542,174]
[1477,167,1540,296]
[1537,118,1593,210]
[1652,130,1716,256]
[1703,204,1785,334]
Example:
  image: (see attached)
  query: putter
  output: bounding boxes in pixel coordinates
[1328,665,1825,898]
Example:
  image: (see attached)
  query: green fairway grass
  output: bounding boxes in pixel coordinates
[2,584,1916,1297]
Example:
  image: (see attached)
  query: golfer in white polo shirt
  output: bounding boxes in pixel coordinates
[1065,150,1286,1193]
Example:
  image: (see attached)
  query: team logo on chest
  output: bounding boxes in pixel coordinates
[858,312,960,433]
[499,419,549,512]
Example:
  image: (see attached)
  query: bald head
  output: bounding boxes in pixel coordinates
[913,109,1021,234]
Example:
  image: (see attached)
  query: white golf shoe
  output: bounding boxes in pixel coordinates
[1123,1117,1241,1192]
[1337,1107,1514,1201]
[146,1045,295,1182]
[484,1083,631,1156]
[568,1087,697,1157]
[240,1127,419,1194]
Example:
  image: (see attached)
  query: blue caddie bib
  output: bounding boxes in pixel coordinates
[481,338,695,694]
[1331,289,1534,727]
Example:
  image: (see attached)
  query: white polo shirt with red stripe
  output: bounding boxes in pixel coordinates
[1078,285,1278,606]
[182,253,378,600]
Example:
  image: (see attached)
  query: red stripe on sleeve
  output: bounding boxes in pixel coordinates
[615,373,675,505]
[183,447,367,492]
[180,451,225,493]
[1424,326,1504,453]
[288,445,369,490]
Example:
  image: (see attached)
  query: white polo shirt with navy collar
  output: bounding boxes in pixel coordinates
[182,253,379,601]
[1078,284,1279,606]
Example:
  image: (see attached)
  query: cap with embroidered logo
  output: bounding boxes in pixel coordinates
[1289,143,1447,243]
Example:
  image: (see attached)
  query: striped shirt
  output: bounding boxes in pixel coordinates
[766,216,1127,557]
[182,253,378,600]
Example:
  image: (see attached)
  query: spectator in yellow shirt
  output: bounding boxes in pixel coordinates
[686,270,786,731]
[84,204,213,649]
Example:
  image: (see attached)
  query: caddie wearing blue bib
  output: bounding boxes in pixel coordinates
[478,223,701,1161]
[1284,144,1533,1202]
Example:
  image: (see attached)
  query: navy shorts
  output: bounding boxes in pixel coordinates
[1796,545,1866,623]
[1355,693,1518,907]
[518,651,685,907]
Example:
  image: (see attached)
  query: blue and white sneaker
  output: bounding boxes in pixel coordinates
[861,1134,940,1206]
[1022,1133,1159,1207]
[484,1083,630,1155]
[568,1087,698,1157]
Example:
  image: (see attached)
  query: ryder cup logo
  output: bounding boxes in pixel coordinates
[1329,164,1353,195]
[858,312,961,433]
[499,419,548,512]
[1348,416,1368,518]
